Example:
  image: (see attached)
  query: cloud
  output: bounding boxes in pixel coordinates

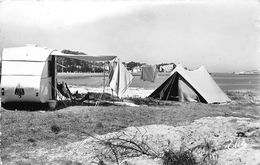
[1,0,259,72]
[0,1,141,29]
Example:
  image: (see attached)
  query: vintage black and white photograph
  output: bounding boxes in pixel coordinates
[0,0,260,164]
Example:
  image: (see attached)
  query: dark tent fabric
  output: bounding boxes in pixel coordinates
[149,64,231,104]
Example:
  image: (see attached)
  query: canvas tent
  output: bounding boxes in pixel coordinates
[149,64,231,104]
[0,45,116,104]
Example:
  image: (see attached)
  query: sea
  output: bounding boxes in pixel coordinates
[211,73,260,92]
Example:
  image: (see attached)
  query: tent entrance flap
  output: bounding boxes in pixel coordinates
[149,72,179,101]
[177,75,206,103]
[178,77,198,102]
[163,73,178,101]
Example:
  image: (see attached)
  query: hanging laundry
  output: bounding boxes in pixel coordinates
[108,60,117,84]
[160,64,175,72]
[140,65,158,82]
[109,60,134,98]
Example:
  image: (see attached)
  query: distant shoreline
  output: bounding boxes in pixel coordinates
[233,73,260,75]
[57,71,260,77]
[57,72,240,77]
[57,72,171,77]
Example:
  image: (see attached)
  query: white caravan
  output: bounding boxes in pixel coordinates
[0,45,116,107]
[1,45,57,104]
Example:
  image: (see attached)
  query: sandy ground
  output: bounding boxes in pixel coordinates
[6,116,260,165]
[69,85,154,99]
[69,85,260,104]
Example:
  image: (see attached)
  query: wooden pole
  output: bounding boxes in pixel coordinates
[95,62,106,106]
[103,62,106,93]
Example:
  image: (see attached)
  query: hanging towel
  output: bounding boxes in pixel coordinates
[140,65,158,82]
[109,60,133,98]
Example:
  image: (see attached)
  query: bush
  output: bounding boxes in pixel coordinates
[162,149,197,165]
[27,138,36,143]
[51,124,61,134]
[92,132,218,165]
[96,122,104,129]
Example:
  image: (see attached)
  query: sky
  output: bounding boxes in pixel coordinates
[0,0,259,72]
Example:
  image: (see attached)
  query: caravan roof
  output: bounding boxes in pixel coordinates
[2,45,54,62]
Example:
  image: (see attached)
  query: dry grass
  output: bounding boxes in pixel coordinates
[226,90,260,104]
[1,92,260,165]
[1,102,259,154]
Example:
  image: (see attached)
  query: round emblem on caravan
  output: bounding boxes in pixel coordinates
[15,83,25,98]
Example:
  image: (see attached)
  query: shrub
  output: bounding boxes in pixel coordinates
[51,124,61,134]
[96,122,104,129]
[27,138,36,143]
[162,149,197,165]
[92,132,218,165]
[191,140,218,165]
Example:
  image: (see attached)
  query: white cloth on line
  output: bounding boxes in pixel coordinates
[109,60,133,98]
